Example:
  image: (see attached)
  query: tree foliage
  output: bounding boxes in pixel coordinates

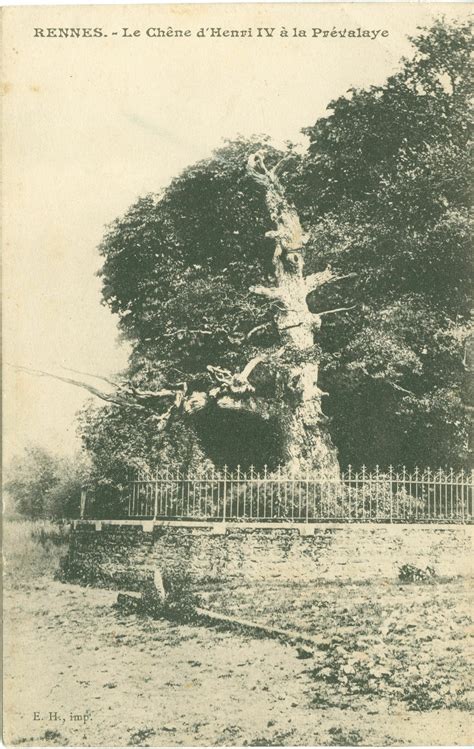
[4,446,89,519]
[98,136,288,381]
[81,18,472,488]
[297,16,472,468]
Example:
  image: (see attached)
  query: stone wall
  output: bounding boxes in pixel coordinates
[61,522,472,589]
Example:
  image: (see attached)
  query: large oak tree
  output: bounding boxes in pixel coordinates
[72,18,472,498]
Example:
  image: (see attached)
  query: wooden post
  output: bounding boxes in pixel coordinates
[389,465,393,523]
[153,468,158,520]
[222,464,227,524]
[305,467,309,524]
[80,485,87,519]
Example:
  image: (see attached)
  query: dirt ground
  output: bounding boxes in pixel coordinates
[3,522,473,746]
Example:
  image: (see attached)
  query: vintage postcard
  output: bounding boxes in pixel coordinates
[2,3,473,747]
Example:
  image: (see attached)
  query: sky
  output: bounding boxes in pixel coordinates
[2,3,469,464]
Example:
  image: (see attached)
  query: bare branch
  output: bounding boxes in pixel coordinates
[387,381,415,395]
[316,304,357,317]
[127,385,178,400]
[247,150,284,193]
[304,267,334,290]
[182,391,209,415]
[332,272,357,283]
[151,410,174,432]
[207,351,285,399]
[249,285,285,301]
[10,364,146,410]
[278,321,303,332]
[305,268,356,293]
[247,149,309,279]
[270,153,294,179]
[206,365,232,385]
[207,356,264,395]
[246,322,271,340]
[163,328,213,338]
[60,365,121,388]
[10,364,185,417]
[357,364,415,396]
[239,355,265,382]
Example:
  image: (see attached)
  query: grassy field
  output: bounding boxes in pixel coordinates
[3,517,71,582]
[3,519,473,746]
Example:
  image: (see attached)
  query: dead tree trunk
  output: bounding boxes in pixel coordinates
[240,150,353,474]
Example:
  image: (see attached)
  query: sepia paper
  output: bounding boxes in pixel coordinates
[2,3,472,747]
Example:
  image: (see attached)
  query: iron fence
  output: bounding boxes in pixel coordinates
[127,465,473,524]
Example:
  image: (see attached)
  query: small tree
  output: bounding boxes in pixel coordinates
[4,445,89,519]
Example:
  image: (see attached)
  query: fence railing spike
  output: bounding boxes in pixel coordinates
[123,463,472,524]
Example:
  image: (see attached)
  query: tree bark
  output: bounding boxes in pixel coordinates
[242,149,343,474]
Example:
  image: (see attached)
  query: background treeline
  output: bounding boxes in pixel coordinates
[4,446,89,520]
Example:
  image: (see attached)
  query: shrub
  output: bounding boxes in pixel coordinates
[161,569,201,622]
[4,445,90,519]
[221,478,425,522]
[399,564,436,583]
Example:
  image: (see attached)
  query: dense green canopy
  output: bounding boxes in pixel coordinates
[80,17,472,493]
[98,137,286,381]
[297,17,471,467]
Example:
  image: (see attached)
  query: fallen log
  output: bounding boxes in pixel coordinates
[114,574,324,657]
[194,607,324,652]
